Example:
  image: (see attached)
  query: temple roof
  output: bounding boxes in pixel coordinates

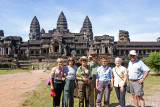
[4,36,22,41]
[116,42,160,46]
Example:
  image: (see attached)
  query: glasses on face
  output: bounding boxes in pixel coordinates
[82,60,87,62]
[68,60,74,61]
[92,55,97,58]
[130,55,136,57]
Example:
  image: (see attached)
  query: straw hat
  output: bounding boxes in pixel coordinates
[79,56,88,64]
[90,51,98,56]
[129,50,138,56]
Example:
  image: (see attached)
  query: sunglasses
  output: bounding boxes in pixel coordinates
[130,55,136,57]
[82,60,87,62]
[69,60,74,61]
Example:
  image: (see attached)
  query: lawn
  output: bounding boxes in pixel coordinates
[0,62,49,75]
[0,68,32,75]
[21,71,160,107]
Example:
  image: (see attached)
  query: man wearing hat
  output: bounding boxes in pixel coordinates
[87,51,100,107]
[128,50,150,107]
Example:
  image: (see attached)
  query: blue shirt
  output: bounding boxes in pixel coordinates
[127,59,150,79]
[96,65,112,81]
[63,65,77,80]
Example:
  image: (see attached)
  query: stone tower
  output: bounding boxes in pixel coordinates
[41,28,45,34]
[118,30,130,42]
[29,16,40,40]
[80,16,93,41]
[0,30,4,37]
[56,11,69,33]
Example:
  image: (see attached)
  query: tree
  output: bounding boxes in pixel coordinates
[143,52,160,73]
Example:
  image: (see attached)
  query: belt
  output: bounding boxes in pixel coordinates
[54,79,63,83]
[65,78,75,81]
[129,79,139,82]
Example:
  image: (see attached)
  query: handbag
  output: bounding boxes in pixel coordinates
[125,85,130,93]
[114,68,130,93]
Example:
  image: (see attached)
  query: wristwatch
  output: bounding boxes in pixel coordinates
[142,77,145,80]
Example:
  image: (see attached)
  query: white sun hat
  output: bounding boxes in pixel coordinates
[129,50,138,56]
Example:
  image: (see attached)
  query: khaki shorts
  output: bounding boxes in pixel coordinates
[129,80,144,96]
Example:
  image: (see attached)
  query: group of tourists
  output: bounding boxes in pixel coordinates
[49,50,150,107]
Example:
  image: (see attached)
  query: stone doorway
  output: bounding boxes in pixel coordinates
[53,42,59,52]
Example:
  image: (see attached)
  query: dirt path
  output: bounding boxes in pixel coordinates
[111,85,160,107]
[0,70,48,107]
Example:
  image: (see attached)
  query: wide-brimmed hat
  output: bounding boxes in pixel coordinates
[90,51,98,56]
[79,56,88,64]
[129,50,138,56]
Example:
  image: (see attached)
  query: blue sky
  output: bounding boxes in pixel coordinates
[0,0,160,41]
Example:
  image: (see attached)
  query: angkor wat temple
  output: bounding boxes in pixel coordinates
[0,12,160,68]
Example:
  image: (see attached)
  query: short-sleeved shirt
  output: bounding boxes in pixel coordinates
[127,59,150,80]
[76,65,91,82]
[87,61,100,83]
[96,65,112,82]
[87,60,100,75]
[112,66,127,87]
[50,67,64,80]
[63,65,77,80]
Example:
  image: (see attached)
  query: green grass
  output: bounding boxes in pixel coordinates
[22,72,160,107]
[0,68,32,75]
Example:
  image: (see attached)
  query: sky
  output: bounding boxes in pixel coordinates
[0,0,160,42]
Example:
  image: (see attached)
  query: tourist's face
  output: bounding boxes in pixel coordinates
[115,59,121,67]
[68,58,74,65]
[92,55,98,61]
[130,55,137,62]
[57,61,63,68]
[101,59,108,67]
[82,59,87,66]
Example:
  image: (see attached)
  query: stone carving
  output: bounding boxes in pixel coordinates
[80,16,93,40]
[118,30,130,42]
[29,16,40,40]
[57,11,69,33]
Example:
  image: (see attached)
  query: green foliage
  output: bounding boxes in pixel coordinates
[143,52,160,73]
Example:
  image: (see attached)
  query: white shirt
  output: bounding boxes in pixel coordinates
[112,66,127,87]
[127,59,150,79]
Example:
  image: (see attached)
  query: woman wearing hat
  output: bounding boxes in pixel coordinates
[62,57,77,107]
[76,56,91,107]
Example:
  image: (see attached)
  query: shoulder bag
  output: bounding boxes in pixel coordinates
[114,68,130,93]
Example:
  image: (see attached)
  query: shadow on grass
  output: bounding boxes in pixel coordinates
[126,105,152,107]
[150,73,160,76]
[110,104,152,107]
[109,103,119,107]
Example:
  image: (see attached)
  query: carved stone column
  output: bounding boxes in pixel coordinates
[102,46,105,54]
[59,44,61,53]
[8,47,11,55]
[119,50,121,55]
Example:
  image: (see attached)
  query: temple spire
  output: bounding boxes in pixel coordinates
[118,30,130,42]
[41,28,45,34]
[56,11,69,33]
[80,16,93,40]
[29,16,40,40]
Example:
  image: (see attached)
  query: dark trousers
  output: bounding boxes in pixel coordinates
[114,86,126,107]
[62,79,76,107]
[53,80,64,107]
